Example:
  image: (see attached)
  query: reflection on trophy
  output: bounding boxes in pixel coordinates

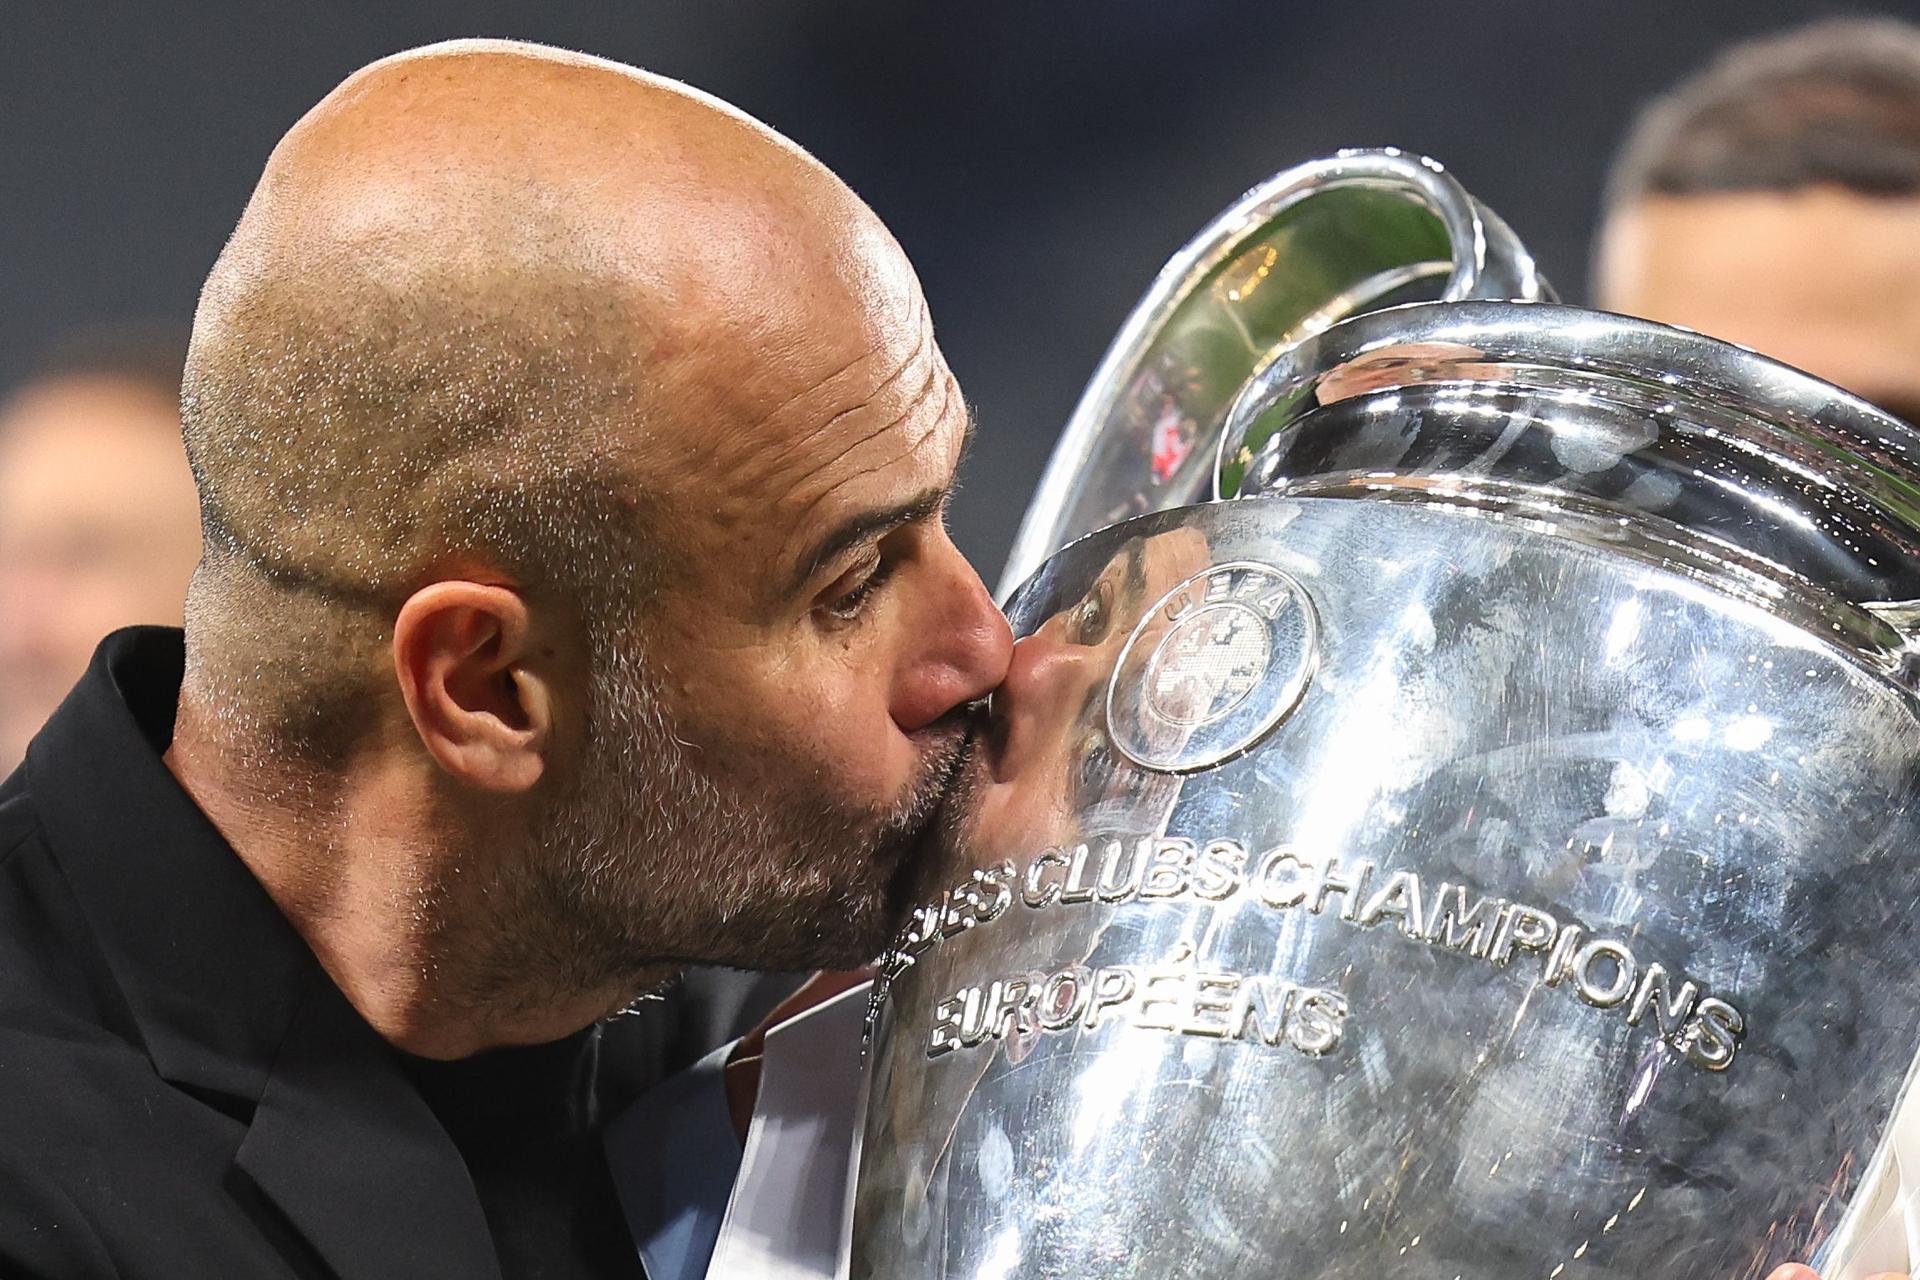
[850,149,1920,1278]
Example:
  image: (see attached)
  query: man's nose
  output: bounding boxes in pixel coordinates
[891,546,1013,733]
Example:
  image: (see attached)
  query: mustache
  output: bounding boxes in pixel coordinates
[876,702,990,912]
[890,703,980,831]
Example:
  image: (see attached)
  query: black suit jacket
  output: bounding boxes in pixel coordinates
[0,628,613,1279]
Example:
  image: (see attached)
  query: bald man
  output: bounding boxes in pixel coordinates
[0,39,1010,1280]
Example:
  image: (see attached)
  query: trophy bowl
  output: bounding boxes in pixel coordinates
[850,300,1920,1279]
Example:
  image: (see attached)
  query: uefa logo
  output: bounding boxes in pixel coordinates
[1108,560,1318,773]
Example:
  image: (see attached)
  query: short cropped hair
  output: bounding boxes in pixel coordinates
[180,249,661,768]
[1606,17,1920,212]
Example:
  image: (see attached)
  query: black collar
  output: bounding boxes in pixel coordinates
[26,628,501,1280]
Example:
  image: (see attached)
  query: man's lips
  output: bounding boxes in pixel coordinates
[878,707,977,860]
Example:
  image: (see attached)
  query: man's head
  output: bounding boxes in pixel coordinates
[1594,18,1920,420]
[179,41,1010,1023]
[0,329,201,772]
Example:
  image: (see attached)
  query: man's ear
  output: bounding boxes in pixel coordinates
[392,581,554,793]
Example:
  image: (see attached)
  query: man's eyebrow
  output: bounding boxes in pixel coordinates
[783,411,977,599]
[785,486,951,598]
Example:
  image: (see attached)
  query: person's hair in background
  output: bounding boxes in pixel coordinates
[1605,16,1920,206]
[1594,16,1920,423]
[0,324,201,774]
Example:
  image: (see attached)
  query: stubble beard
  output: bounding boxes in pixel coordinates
[500,633,971,1010]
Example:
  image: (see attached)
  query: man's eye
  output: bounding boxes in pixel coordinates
[823,559,896,622]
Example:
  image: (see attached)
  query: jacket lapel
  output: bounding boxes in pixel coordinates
[236,969,503,1280]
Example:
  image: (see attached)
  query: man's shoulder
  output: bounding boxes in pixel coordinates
[0,775,239,1201]
[0,1015,225,1278]
[0,763,64,912]
[0,953,225,1189]
[0,763,39,863]
[0,966,282,1278]
[0,781,118,1028]
[0,1168,118,1278]
[0,1001,184,1132]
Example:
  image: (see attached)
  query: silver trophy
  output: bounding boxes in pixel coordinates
[851,151,1920,1279]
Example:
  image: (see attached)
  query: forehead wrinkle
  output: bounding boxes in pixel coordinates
[718,334,941,543]
[738,287,930,441]
[772,364,963,565]
[800,330,942,478]
[804,360,955,505]
[691,353,952,582]
[724,298,935,496]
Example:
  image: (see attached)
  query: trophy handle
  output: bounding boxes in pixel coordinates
[997,148,1550,599]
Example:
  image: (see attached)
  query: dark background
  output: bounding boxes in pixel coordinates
[2,0,1903,577]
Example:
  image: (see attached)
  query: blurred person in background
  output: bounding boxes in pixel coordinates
[1594,16,1920,423]
[0,328,201,772]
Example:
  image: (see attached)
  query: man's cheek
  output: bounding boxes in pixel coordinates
[829,699,921,797]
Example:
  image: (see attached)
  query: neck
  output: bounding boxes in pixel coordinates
[164,691,662,1059]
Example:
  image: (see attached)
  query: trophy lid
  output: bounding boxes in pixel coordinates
[997,148,1549,598]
